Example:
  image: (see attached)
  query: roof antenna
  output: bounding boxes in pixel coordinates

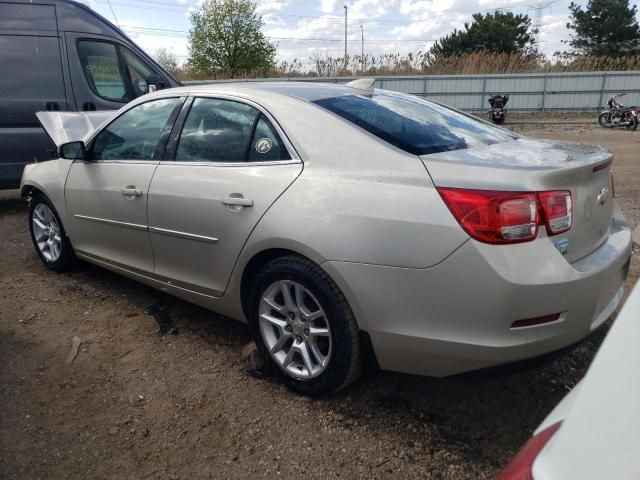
[345,78,375,93]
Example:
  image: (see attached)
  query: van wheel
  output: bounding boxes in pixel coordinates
[248,256,361,396]
[29,195,76,272]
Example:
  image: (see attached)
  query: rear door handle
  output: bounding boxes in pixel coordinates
[121,187,142,198]
[222,197,253,207]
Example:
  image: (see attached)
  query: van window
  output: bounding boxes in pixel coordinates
[122,49,154,97]
[77,41,127,102]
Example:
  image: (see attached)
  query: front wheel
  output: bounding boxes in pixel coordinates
[248,256,361,396]
[28,195,76,271]
[598,112,613,128]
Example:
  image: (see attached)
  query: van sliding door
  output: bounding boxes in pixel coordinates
[0,3,67,187]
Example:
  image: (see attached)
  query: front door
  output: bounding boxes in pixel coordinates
[64,96,183,273]
[148,97,302,296]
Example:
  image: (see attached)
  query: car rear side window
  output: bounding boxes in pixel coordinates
[248,115,290,162]
[91,97,181,161]
[175,98,290,163]
[77,41,127,102]
[313,92,515,156]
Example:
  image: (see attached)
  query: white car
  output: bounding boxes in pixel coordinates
[22,81,632,395]
[498,282,640,479]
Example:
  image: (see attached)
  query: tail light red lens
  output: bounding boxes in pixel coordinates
[497,422,562,480]
[437,188,574,244]
[437,188,539,244]
[538,191,572,235]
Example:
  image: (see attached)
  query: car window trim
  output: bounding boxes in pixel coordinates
[163,94,301,166]
[83,95,185,163]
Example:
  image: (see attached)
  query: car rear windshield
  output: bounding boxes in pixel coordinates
[312,92,515,155]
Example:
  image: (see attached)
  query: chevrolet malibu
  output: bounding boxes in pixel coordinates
[21,81,632,395]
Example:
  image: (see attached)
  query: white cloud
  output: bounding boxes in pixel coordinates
[320,0,343,14]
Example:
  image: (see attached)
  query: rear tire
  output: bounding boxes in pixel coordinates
[625,115,638,131]
[248,255,361,396]
[28,194,76,272]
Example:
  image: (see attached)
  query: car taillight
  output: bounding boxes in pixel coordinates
[437,188,574,244]
[497,422,562,480]
[437,188,539,244]
[538,190,572,235]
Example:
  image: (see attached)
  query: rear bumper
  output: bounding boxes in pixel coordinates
[323,205,632,377]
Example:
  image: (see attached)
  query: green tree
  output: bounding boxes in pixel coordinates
[430,12,535,57]
[567,0,640,56]
[187,0,276,77]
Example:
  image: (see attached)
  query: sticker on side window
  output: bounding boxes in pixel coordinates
[255,138,272,154]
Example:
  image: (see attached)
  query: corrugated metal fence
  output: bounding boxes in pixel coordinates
[185,71,640,113]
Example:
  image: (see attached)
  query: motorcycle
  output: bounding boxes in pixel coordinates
[488,95,509,124]
[598,94,638,131]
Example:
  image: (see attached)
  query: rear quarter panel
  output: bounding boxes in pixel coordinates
[239,95,469,270]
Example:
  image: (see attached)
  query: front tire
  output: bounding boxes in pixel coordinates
[28,195,76,271]
[248,256,361,396]
[598,112,613,128]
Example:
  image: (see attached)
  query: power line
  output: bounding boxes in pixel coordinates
[105,0,120,27]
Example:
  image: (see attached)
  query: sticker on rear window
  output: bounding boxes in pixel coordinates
[255,138,272,154]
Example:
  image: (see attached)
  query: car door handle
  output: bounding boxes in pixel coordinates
[121,187,142,197]
[222,197,253,207]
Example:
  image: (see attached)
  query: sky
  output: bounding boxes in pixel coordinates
[79,0,640,68]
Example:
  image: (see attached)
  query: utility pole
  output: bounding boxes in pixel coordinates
[344,5,348,73]
[528,1,555,49]
[360,24,364,70]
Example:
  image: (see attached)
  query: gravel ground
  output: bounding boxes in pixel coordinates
[1,119,638,479]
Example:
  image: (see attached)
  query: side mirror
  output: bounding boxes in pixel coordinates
[59,141,86,160]
[147,74,167,92]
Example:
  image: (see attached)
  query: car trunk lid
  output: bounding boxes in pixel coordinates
[421,137,615,263]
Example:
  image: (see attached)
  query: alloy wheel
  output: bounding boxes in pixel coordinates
[32,203,62,262]
[258,280,332,380]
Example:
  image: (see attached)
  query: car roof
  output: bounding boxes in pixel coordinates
[159,82,368,103]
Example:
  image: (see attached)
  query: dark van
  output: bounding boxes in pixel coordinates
[0,0,181,189]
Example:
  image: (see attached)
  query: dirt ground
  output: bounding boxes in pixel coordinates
[1,118,638,480]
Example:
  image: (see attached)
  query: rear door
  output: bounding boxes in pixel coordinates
[147,96,302,297]
[0,2,67,187]
[64,96,183,272]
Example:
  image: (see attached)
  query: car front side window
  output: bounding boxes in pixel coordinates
[91,97,181,161]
